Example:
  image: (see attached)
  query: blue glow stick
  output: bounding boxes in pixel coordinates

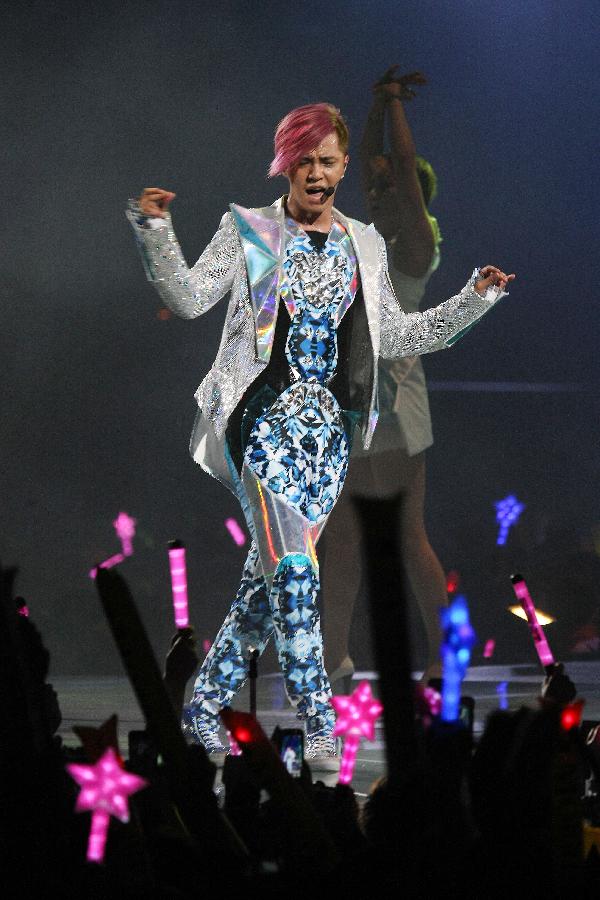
[496,681,509,710]
[440,595,476,722]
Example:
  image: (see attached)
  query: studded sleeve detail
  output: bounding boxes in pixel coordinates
[377,233,505,359]
[126,204,241,319]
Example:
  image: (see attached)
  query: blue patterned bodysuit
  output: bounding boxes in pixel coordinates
[185,221,359,745]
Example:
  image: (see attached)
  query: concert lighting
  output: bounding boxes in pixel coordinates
[508,605,555,626]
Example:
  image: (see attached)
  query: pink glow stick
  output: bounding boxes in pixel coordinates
[88,809,110,862]
[338,735,360,784]
[168,540,189,628]
[89,553,126,580]
[483,638,496,659]
[510,573,555,670]
[331,681,383,786]
[225,517,246,547]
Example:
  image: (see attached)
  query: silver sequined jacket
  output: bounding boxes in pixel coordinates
[127,196,505,491]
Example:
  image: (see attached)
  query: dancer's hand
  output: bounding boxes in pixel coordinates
[138,186,176,218]
[372,65,427,101]
[475,265,516,295]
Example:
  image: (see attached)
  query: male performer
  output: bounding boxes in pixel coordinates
[127,102,514,764]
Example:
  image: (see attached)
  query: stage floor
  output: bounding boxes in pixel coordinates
[54,661,600,799]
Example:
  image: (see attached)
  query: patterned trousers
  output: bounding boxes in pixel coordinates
[185,542,335,739]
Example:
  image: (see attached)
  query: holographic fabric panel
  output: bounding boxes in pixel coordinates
[230,205,282,362]
[241,463,323,587]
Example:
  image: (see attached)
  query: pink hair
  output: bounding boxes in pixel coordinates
[268,103,349,178]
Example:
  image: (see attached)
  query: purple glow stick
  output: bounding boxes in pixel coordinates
[168,540,189,629]
[510,574,555,670]
[225,517,246,547]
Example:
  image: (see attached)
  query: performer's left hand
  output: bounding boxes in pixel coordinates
[475,265,516,295]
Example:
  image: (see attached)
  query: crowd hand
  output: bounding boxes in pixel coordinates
[540,661,577,705]
[138,186,176,218]
[475,265,516,295]
[219,708,287,792]
[220,708,341,868]
[372,65,427,101]
[164,627,199,686]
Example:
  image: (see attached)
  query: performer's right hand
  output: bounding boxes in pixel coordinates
[138,186,176,218]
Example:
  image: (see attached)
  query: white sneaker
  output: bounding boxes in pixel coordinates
[305,733,340,772]
[182,708,228,764]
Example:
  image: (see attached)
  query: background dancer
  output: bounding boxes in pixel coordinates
[127,102,513,764]
[323,66,448,687]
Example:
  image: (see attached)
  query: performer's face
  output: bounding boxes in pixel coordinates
[366,157,399,239]
[287,132,348,213]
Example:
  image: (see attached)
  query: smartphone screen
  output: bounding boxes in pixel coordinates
[279,730,303,778]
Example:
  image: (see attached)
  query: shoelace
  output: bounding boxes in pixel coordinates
[182,713,226,753]
[306,735,338,758]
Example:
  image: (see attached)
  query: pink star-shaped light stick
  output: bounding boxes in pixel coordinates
[66,747,147,863]
[113,512,137,557]
[331,680,383,785]
[88,511,137,580]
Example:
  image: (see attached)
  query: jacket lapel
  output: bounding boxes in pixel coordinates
[230,202,284,363]
[333,209,381,358]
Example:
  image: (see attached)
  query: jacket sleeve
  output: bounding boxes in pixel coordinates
[377,233,507,359]
[126,203,240,319]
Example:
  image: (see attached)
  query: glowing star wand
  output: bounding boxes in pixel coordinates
[113,512,137,557]
[330,681,383,785]
[510,573,555,672]
[88,511,137,580]
[66,747,147,863]
[494,494,525,546]
[440,595,476,723]
[168,540,189,629]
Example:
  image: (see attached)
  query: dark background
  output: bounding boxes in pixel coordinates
[3,0,599,674]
